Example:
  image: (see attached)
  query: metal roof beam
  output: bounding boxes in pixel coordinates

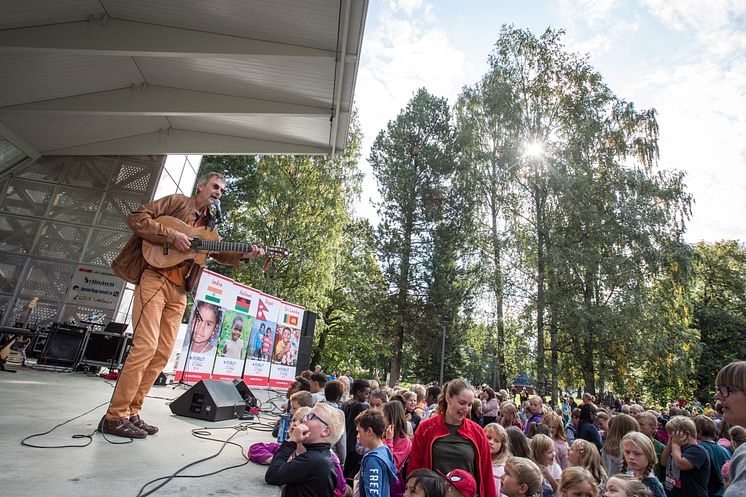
[0,120,41,159]
[0,19,358,60]
[0,85,336,116]
[42,129,329,156]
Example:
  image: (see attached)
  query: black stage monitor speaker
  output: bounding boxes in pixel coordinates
[37,329,86,366]
[233,379,258,407]
[169,380,246,421]
[82,332,127,368]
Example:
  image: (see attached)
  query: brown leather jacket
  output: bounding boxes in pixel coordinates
[111,193,242,286]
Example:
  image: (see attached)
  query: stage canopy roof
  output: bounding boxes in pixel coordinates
[0,0,367,161]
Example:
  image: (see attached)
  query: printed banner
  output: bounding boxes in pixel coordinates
[211,310,252,381]
[173,298,222,383]
[175,269,305,387]
[268,302,304,388]
[65,265,123,310]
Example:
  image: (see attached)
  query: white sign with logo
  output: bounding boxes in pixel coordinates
[65,266,123,310]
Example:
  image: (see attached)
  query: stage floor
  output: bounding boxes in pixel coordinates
[0,365,283,497]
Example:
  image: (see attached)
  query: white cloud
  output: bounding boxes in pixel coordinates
[640,0,746,57]
[625,59,746,242]
[558,0,639,60]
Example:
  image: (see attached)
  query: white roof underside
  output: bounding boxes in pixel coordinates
[0,0,368,156]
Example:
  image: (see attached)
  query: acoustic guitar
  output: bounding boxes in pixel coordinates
[142,216,289,269]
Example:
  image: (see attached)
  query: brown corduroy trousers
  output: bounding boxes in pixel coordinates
[106,270,186,420]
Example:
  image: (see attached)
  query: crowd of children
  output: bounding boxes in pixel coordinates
[251,360,746,497]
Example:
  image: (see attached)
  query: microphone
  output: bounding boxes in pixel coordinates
[212,198,222,223]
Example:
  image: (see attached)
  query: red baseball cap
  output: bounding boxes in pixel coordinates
[442,469,477,497]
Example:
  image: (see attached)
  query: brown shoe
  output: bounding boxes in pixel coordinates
[99,416,147,439]
[130,414,159,435]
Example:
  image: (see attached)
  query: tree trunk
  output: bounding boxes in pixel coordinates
[581,269,596,395]
[550,297,559,407]
[535,185,546,395]
[389,213,414,387]
[491,203,507,389]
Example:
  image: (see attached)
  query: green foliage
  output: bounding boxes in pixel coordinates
[689,241,746,401]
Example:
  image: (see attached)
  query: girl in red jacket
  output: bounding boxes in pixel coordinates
[408,378,497,497]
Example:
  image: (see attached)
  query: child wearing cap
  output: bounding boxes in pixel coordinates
[443,469,477,497]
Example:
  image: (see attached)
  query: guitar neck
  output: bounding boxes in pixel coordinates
[196,240,256,253]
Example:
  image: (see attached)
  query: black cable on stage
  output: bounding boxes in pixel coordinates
[134,424,251,497]
[19,401,130,448]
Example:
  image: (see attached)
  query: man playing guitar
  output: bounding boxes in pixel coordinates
[101,172,264,439]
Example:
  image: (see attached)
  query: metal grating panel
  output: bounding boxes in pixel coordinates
[47,187,103,225]
[33,221,88,260]
[59,305,114,326]
[12,156,66,182]
[1,178,55,216]
[98,193,145,230]
[61,156,116,189]
[0,295,10,324]
[111,159,159,194]
[83,229,131,267]
[0,253,26,294]
[19,259,75,301]
[8,298,60,328]
[0,215,41,255]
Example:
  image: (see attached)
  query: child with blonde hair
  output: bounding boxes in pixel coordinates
[661,415,709,497]
[530,433,561,497]
[525,395,545,434]
[558,467,599,497]
[542,411,570,469]
[569,438,608,490]
[501,457,543,497]
[634,411,665,482]
[501,401,524,430]
[605,474,652,497]
[620,432,665,497]
[485,423,510,495]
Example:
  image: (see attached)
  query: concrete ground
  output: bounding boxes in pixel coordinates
[0,366,284,497]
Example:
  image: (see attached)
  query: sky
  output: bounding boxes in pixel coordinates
[353,0,746,243]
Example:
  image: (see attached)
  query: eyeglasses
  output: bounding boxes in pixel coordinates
[303,412,329,427]
[715,386,743,398]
